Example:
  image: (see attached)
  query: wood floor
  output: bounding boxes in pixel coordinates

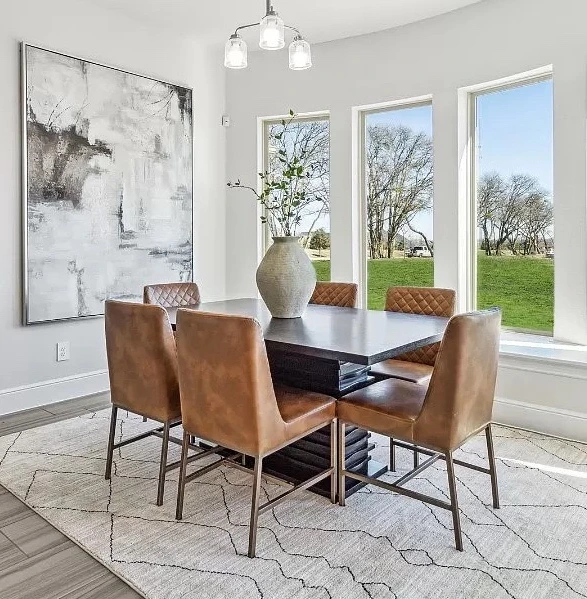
[0,395,142,599]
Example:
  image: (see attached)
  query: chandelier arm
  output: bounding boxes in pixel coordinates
[234,22,303,38]
[284,24,302,36]
[234,23,261,35]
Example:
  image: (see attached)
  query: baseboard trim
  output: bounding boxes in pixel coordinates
[0,370,109,416]
[2,373,586,444]
[494,396,587,443]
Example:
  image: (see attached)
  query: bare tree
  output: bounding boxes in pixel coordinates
[366,125,433,259]
[267,118,329,241]
[519,192,553,255]
[477,172,551,256]
[477,172,505,255]
[492,174,538,255]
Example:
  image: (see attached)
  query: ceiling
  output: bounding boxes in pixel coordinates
[92,0,485,45]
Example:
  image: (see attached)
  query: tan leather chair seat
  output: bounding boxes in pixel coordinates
[175,310,338,557]
[370,286,456,470]
[105,301,181,423]
[104,300,182,506]
[371,287,456,384]
[371,359,433,385]
[275,384,336,439]
[336,309,502,552]
[337,378,427,442]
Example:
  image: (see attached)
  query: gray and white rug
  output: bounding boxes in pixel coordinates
[0,410,586,599]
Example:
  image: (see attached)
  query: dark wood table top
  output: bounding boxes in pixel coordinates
[167,298,448,366]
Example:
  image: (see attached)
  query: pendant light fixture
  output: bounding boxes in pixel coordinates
[224,34,248,69]
[224,0,312,71]
[289,36,312,70]
[259,8,285,50]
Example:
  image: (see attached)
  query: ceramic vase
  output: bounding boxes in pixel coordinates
[256,236,316,318]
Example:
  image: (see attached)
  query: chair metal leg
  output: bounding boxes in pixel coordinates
[156,421,170,506]
[445,452,463,551]
[105,406,118,480]
[389,438,396,472]
[485,424,500,509]
[337,420,346,507]
[413,444,419,469]
[248,457,263,558]
[330,420,337,504]
[175,431,190,520]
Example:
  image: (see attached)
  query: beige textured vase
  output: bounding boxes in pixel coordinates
[256,236,317,319]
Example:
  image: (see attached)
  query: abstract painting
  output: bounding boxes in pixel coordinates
[23,44,193,324]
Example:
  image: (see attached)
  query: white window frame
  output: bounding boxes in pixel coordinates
[467,72,553,335]
[357,97,434,309]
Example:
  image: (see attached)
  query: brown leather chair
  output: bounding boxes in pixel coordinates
[371,286,456,470]
[175,310,337,558]
[104,300,182,506]
[371,286,456,384]
[336,309,501,551]
[310,282,358,308]
[143,282,201,308]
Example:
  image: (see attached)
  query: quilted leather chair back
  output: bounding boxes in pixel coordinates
[386,287,456,366]
[310,282,358,308]
[143,282,200,308]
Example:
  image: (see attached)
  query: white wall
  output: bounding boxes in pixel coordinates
[0,0,226,413]
[225,0,587,440]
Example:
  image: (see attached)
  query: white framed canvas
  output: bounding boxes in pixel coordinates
[22,44,193,324]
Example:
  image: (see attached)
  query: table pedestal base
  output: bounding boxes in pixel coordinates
[264,424,387,498]
[265,349,388,499]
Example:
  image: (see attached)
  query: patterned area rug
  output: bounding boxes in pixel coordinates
[0,410,586,599]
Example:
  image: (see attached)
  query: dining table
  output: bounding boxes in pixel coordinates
[166,298,449,498]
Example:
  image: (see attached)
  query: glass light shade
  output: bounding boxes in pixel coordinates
[224,35,247,69]
[289,37,312,70]
[259,13,285,50]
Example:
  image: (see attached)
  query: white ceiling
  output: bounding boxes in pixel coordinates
[92,0,485,45]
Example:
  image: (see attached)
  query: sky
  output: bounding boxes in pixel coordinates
[477,79,553,192]
[285,78,553,242]
[365,78,554,241]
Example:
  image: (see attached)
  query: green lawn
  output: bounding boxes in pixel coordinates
[313,254,553,333]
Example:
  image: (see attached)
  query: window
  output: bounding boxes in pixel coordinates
[263,115,330,281]
[362,102,434,309]
[472,77,553,333]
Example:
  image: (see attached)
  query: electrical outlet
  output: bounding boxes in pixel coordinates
[56,341,70,362]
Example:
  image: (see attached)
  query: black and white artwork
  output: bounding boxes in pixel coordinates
[23,44,193,324]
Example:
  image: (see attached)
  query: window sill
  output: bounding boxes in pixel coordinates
[499,330,587,376]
